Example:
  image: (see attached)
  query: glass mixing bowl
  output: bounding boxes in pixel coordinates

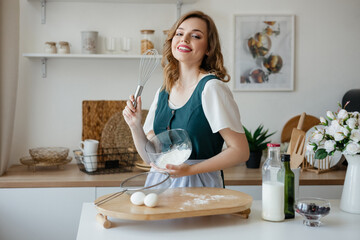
[145,129,192,169]
[294,197,331,227]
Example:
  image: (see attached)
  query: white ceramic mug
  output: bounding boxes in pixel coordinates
[81,155,97,172]
[79,139,99,172]
[291,167,301,200]
[79,139,99,154]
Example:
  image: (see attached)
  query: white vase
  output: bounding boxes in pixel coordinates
[340,154,360,214]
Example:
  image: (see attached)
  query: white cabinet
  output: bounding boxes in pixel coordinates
[0,187,95,240]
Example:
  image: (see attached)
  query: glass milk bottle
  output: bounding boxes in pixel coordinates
[262,143,285,222]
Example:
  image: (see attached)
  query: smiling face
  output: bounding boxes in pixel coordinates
[171,17,208,67]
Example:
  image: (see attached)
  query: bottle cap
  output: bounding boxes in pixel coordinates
[267,143,280,147]
[281,154,290,162]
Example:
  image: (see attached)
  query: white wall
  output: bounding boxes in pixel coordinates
[11,0,360,165]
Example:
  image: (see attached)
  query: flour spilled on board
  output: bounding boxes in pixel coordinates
[179,193,237,210]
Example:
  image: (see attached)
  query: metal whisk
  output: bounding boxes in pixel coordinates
[133,49,161,108]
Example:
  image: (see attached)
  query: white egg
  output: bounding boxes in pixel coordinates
[144,193,159,207]
[130,191,145,206]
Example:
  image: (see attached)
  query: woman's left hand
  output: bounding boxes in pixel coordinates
[150,163,191,178]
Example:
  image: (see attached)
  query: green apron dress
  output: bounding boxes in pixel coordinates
[145,75,225,188]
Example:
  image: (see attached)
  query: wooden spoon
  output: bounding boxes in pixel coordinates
[290,134,306,169]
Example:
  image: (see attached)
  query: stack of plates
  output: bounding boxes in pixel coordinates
[135,161,151,171]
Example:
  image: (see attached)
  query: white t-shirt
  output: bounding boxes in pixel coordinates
[143,78,244,135]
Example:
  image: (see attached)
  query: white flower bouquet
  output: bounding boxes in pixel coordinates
[308,102,360,159]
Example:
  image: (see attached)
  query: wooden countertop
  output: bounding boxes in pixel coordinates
[0,164,346,188]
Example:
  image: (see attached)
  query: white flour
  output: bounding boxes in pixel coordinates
[179,193,238,210]
[156,148,191,168]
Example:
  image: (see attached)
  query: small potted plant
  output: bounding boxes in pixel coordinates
[244,124,276,168]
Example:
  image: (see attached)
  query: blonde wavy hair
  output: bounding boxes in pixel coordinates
[161,11,230,93]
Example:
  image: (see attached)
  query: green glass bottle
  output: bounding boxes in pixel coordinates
[281,154,295,219]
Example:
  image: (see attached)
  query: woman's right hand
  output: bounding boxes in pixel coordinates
[122,95,142,129]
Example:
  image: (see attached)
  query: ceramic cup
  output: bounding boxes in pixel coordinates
[82,154,97,172]
[292,167,301,200]
[79,139,99,154]
[79,139,99,172]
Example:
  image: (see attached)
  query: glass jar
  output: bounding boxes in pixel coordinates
[81,31,98,54]
[58,41,70,54]
[262,143,284,222]
[44,42,57,54]
[140,29,155,54]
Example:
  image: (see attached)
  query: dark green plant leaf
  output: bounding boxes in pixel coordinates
[243,124,276,151]
[315,149,328,159]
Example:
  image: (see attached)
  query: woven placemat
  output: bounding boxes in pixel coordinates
[82,100,127,142]
[100,110,148,150]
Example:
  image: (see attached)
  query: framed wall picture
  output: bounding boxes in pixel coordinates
[234,14,295,91]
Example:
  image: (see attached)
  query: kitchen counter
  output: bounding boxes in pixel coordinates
[0,163,346,188]
[76,200,359,240]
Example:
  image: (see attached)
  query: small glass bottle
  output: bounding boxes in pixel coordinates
[140,29,155,54]
[262,143,284,222]
[280,154,295,219]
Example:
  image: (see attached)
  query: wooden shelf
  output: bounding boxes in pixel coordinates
[23,53,162,78]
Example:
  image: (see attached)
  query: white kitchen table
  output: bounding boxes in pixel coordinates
[77,200,359,240]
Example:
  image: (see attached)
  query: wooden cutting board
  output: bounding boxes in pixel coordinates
[281,114,320,143]
[95,187,253,221]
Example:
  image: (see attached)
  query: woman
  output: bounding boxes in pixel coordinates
[123,11,249,188]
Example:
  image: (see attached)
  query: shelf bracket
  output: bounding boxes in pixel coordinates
[41,58,47,78]
[176,0,183,19]
[41,0,46,24]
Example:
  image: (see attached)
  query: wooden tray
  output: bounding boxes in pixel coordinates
[95,187,252,226]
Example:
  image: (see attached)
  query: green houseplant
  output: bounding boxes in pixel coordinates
[244,124,276,168]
